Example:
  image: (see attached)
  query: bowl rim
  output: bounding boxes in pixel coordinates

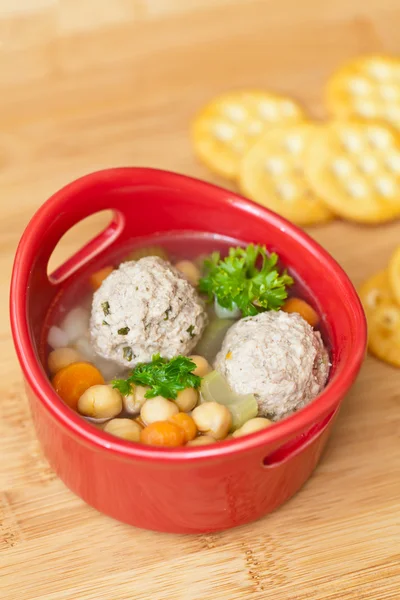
[10,167,367,463]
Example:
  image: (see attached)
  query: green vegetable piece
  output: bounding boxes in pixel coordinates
[193,318,235,363]
[112,354,201,399]
[118,327,130,335]
[200,370,258,431]
[186,324,195,338]
[102,320,109,326]
[199,244,293,317]
[112,378,132,396]
[123,347,134,362]
[101,301,111,316]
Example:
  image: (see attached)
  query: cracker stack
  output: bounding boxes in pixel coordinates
[191,54,400,227]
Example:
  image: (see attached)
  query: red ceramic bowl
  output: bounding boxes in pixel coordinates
[10,168,366,533]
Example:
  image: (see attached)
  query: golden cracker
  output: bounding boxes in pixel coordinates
[359,270,400,367]
[367,303,400,367]
[359,270,393,314]
[326,54,400,129]
[305,120,400,223]
[388,245,400,305]
[191,90,306,180]
[239,123,333,226]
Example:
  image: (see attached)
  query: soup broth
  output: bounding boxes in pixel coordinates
[45,231,330,447]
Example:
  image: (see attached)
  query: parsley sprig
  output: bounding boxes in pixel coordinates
[198,244,293,317]
[112,354,201,399]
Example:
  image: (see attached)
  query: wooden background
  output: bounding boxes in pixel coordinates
[1,1,399,599]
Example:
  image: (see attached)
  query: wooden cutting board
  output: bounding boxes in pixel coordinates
[0,1,399,599]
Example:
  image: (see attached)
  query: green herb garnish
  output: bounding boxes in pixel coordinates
[102,320,109,326]
[112,378,132,396]
[164,306,172,321]
[118,327,130,335]
[199,244,293,317]
[123,347,134,362]
[186,324,195,338]
[112,354,201,399]
[101,301,110,316]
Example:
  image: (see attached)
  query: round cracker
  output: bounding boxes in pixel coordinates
[388,245,400,305]
[368,303,400,367]
[359,270,393,314]
[359,270,400,367]
[239,123,333,226]
[191,90,306,180]
[305,120,400,223]
[326,54,400,129]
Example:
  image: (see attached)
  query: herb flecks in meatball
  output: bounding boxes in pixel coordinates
[90,257,208,368]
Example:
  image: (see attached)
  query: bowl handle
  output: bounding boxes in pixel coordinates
[48,212,124,285]
[262,409,337,468]
[17,171,133,288]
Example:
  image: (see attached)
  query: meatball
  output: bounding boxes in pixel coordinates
[90,257,207,367]
[214,310,329,421]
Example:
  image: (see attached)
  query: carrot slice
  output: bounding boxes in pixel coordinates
[282,297,320,328]
[140,421,185,447]
[89,266,114,291]
[52,362,104,411]
[169,413,198,442]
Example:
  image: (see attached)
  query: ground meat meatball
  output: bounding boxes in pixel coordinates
[90,257,208,368]
[214,310,329,420]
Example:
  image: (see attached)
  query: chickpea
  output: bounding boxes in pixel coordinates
[140,397,179,425]
[78,385,122,419]
[175,387,199,412]
[232,417,272,438]
[175,260,201,286]
[188,355,212,377]
[191,402,232,440]
[186,435,216,447]
[48,347,82,376]
[123,384,150,415]
[103,418,142,442]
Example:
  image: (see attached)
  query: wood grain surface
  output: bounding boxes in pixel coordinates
[1,1,399,599]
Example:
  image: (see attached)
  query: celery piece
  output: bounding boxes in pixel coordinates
[193,318,235,363]
[214,298,241,319]
[200,370,258,431]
